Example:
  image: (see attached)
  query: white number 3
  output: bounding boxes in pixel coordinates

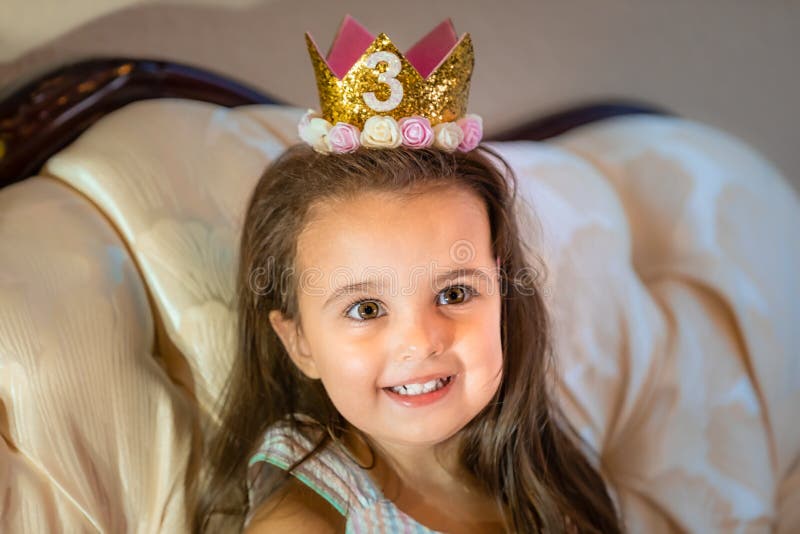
[363,51,403,112]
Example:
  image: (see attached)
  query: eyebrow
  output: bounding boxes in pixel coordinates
[323,267,492,309]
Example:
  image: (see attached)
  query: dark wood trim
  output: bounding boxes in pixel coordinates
[489,100,672,142]
[0,58,281,189]
[0,58,670,190]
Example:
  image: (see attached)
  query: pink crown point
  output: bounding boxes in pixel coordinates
[404,19,459,79]
[326,14,375,79]
[307,14,463,80]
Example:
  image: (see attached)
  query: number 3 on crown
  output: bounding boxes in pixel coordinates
[363,51,403,112]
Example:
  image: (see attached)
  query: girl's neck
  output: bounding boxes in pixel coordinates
[340,423,477,498]
[339,423,507,532]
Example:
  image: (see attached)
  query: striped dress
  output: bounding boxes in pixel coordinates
[244,419,442,533]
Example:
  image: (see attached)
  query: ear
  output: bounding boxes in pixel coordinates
[268,310,320,379]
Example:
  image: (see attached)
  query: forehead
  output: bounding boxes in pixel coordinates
[295,186,493,276]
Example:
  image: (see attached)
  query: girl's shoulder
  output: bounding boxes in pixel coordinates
[245,417,444,533]
[244,474,345,534]
[244,417,377,527]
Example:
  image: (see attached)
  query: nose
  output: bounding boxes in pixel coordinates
[393,308,450,363]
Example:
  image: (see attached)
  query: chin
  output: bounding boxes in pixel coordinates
[380,415,472,447]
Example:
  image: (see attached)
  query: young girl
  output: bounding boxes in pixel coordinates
[194,16,624,534]
[193,143,624,533]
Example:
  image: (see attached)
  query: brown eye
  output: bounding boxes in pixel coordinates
[357,301,380,319]
[344,299,385,321]
[438,285,475,305]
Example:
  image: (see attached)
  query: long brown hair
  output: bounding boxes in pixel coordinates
[193,143,624,533]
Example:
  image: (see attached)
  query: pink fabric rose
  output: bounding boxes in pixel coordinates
[399,116,434,148]
[457,114,483,152]
[327,122,361,153]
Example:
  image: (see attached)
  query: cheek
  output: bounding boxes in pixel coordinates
[314,342,382,400]
[321,352,375,383]
[305,316,377,381]
[477,337,504,388]
[316,349,382,425]
[462,304,504,390]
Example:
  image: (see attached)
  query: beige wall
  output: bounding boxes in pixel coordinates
[2,0,798,191]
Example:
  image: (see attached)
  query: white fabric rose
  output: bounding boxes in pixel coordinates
[299,116,333,153]
[297,108,317,136]
[433,122,464,152]
[360,116,402,148]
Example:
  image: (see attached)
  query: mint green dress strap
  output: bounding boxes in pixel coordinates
[244,419,443,533]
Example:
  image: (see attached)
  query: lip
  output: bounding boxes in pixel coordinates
[382,374,457,408]
[382,372,456,389]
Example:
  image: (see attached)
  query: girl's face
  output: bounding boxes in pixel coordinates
[270,185,503,448]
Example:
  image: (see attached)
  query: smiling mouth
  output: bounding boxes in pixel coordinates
[383,375,454,396]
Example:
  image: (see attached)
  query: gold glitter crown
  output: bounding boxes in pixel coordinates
[306,15,474,129]
[299,15,483,154]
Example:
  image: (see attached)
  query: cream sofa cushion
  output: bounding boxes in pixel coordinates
[1,99,797,532]
[0,176,193,531]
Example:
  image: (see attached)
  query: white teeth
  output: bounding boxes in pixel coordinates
[388,376,452,396]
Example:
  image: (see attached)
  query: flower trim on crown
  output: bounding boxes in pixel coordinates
[298,110,483,154]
